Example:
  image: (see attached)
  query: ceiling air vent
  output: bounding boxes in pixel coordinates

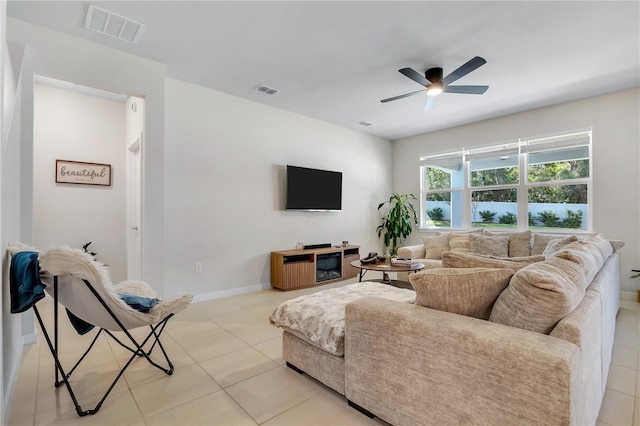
[254,84,279,96]
[85,5,145,44]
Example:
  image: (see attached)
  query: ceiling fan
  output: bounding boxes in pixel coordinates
[381,56,489,111]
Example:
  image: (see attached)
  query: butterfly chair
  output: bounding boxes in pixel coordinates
[11,244,193,416]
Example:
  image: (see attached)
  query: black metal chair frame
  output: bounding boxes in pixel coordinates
[32,276,175,416]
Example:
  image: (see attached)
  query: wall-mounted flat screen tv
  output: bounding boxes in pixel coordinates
[286,165,342,211]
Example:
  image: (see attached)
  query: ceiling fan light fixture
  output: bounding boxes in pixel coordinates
[382,57,488,109]
[426,83,443,96]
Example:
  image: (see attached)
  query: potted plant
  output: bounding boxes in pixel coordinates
[376,193,418,255]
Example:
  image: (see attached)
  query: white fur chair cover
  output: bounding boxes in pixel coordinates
[38,246,192,331]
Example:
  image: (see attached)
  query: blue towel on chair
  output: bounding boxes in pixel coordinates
[10,251,46,314]
[65,310,95,335]
[66,294,159,335]
[117,294,160,313]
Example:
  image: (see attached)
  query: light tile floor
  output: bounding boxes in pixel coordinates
[6,280,640,425]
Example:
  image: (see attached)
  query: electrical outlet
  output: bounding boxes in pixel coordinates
[195,262,203,273]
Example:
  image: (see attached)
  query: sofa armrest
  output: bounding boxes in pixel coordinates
[345,297,580,426]
[397,244,425,259]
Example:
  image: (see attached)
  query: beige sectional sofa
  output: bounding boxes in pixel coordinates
[395,229,576,280]
[272,231,623,426]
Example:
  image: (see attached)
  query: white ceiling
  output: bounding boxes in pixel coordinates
[7,1,640,140]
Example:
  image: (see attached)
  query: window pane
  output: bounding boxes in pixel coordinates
[528,184,587,230]
[471,189,517,228]
[470,156,519,187]
[528,146,589,183]
[424,167,451,190]
[424,192,463,228]
[421,153,463,189]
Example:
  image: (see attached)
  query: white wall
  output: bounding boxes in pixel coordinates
[8,18,167,290]
[392,88,640,292]
[33,84,127,282]
[1,2,7,420]
[164,78,392,297]
[1,8,26,419]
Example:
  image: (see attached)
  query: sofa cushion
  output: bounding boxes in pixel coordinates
[486,230,531,257]
[489,254,588,334]
[422,235,450,259]
[583,234,614,261]
[410,267,514,320]
[531,233,569,256]
[542,235,578,257]
[470,234,509,257]
[553,239,604,284]
[447,233,471,252]
[442,251,545,271]
[435,229,484,253]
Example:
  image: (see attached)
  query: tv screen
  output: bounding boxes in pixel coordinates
[286,165,342,211]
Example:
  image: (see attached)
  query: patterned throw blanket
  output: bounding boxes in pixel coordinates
[269,282,415,356]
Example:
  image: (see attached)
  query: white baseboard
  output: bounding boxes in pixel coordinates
[22,331,38,345]
[192,282,272,304]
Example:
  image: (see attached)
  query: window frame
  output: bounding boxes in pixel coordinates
[419,130,592,232]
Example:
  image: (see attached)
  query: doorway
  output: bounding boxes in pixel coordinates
[32,77,144,283]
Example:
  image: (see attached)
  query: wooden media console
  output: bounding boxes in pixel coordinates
[270,245,360,290]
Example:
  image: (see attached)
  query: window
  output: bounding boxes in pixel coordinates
[420,131,591,231]
[420,152,463,229]
[468,143,519,228]
[523,133,590,230]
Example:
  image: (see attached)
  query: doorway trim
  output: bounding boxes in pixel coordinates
[127,134,142,280]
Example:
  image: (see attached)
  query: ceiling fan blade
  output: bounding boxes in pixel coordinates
[424,95,436,111]
[443,85,489,94]
[399,68,430,87]
[381,90,424,103]
[443,56,486,85]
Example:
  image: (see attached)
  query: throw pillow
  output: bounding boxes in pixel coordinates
[485,230,531,257]
[552,245,601,285]
[469,234,509,257]
[410,267,514,320]
[422,235,450,260]
[448,233,471,253]
[433,229,484,254]
[442,251,545,271]
[610,239,625,252]
[531,233,569,256]
[542,235,577,257]
[489,255,587,334]
[582,234,614,261]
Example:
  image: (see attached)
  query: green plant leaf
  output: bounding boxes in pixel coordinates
[376,193,419,250]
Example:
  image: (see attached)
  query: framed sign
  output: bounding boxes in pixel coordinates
[56,160,112,186]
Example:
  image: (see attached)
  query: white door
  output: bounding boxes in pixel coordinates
[127,135,142,279]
